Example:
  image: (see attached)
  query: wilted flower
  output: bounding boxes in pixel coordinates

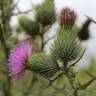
[59,7,77,27]
[8,41,32,80]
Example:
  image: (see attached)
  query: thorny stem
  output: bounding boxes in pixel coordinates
[66,72,75,89]
[0,1,11,96]
[0,0,10,58]
[0,24,11,96]
[62,60,75,89]
[41,34,44,51]
[0,24,9,59]
[39,24,45,51]
[63,61,78,95]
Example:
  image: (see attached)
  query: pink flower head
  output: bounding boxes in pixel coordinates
[8,41,32,80]
[59,7,77,27]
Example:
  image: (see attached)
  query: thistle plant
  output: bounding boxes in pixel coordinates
[8,5,82,95]
[7,0,96,96]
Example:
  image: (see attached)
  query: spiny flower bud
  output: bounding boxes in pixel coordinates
[27,53,58,80]
[59,7,77,27]
[51,28,82,67]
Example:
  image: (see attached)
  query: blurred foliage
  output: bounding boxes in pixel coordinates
[35,0,56,26]
[77,18,92,41]
[0,0,13,37]
[19,16,40,37]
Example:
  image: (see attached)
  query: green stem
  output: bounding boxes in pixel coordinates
[39,23,45,52]
[0,24,11,96]
[41,34,44,51]
[65,69,75,89]
[0,24,9,58]
[0,1,11,96]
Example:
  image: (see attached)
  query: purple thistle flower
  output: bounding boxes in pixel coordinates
[8,41,32,80]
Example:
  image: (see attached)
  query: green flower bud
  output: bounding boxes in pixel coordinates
[19,16,39,37]
[27,53,58,79]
